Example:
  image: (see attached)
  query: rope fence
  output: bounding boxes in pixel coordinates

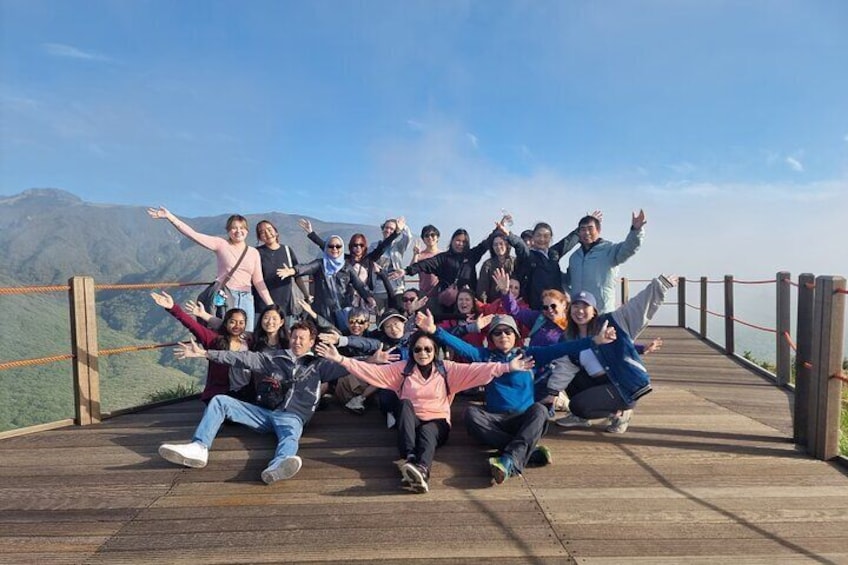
[0,354,75,371]
[0,284,70,295]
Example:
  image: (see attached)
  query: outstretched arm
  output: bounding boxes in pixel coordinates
[147,206,223,251]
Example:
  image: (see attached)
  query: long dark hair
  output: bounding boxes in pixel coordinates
[212,308,248,350]
[408,331,442,367]
[251,304,288,351]
[564,305,602,340]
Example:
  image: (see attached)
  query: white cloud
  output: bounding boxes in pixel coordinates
[785,156,804,172]
[42,43,112,62]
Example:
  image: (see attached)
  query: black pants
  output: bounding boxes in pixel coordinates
[566,372,633,419]
[397,399,450,469]
[465,403,548,472]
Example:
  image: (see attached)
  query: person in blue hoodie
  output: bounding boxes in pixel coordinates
[413,310,617,484]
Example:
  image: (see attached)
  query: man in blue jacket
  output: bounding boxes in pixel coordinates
[415,311,616,484]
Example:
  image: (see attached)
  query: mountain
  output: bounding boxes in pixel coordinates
[0,188,383,431]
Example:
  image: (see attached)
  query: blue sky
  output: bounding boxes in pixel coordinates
[1,0,847,286]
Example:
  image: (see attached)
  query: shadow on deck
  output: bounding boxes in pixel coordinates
[2,327,847,564]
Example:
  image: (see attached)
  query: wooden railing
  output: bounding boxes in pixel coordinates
[2,273,845,461]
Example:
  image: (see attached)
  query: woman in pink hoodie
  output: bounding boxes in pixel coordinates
[316,331,533,494]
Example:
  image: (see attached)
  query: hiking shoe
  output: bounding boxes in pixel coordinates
[400,455,416,485]
[488,455,516,485]
[553,391,570,412]
[386,412,397,429]
[261,455,303,484]
[554,413,592,428]
[606,409,633,434]
[527,445,553,467]
[401,462,429,493]
[159,441,208,468]
[345,395,366,414]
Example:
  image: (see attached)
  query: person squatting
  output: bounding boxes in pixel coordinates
[149,206,674,494]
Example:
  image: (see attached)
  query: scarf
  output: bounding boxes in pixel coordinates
[322,236,346,277]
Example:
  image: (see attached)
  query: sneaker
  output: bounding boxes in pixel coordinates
[400,455,416,485]
[345,395,366,414]
[527,445,553,467]
[261,455,303,484]
[401,462,429,493]
[606,409,633,434]
[386,412,397,429]
[489,455,516,485]
[553,391,570,412]
[554,413,592,428]
[159,441,208,468]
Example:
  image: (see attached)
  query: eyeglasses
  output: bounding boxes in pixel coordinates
[413,346,434,354]
[402,297,416,302]
[350,243,366,248]
[348,319,367,325]
[490,328,515,337]
[541,304,559,311]
[327,244,343,250]
[423,233,438,238]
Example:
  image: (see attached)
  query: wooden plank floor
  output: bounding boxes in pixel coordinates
[1,327,847,564]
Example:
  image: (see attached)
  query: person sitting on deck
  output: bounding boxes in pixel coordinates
[315,332,535,494]
[158,320,348,484]
[414,310,617,484]
[553,275,677,434]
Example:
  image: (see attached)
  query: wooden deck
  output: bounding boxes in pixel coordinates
[2,327,847,564]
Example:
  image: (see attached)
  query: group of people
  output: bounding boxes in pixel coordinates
[147,205,674,494]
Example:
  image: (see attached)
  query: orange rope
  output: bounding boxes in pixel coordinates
[835,288,848,295]
[100,342,181,356]
[0,285,69,295]
[95,281,210,291]
[831,372,848,384]
[0,354,74,371]
[734,278,777,285]
[732,317,776,333]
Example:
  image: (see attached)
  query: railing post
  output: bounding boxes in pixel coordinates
[620,278,629,305]
[724,275,735,355]
[68,276,101,425]
[776,271,791,387]
[677,276,686,328]
[794,273,815,446]
[699,276,708,339]
[807,275,845,460]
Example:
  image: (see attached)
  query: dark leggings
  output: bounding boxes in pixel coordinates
[396,399,450,469]
[566,372,633,420]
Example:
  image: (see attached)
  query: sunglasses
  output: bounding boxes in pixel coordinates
[350,243,366,248]
[541,304,559,311]
[348,319,367,325]
[327,244,343,250]
[413,346,434,354]
[490,328,515,337]
[402,297,416,302]
[423,233,438,238]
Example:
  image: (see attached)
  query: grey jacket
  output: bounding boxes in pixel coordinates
[566,226,644,313]
[371,224,412,296]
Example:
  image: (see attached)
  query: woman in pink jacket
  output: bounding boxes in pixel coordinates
[147,206,274,329]
[316,332,533,494]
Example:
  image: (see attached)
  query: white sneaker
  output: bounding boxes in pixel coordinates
[345,395,366,414]
[554,413,592,429]
[386,413,397,429]
[159,441,208,468]
[261,455,303,484]
[606,409,634,434]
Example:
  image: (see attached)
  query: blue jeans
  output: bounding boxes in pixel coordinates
[230,290,255,330]
[192,395,304,469]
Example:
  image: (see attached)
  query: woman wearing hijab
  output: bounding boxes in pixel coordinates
[277,235,376,331]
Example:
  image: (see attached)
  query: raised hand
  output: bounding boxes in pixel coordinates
[492,267,510,295]
[494,219,510,236]
[508,353,535,372]
[317,332,341,345]
[173,337,206,359]
[661,274,679,287]
[632,209,647,230]
[643,337,663,355]
[388,269,405,281]
[410,295,429,312]
[298,298,316,318]
[414,310,437,334]
[297,218,313,233]
[184,299,206,316]
[150,291,174,309]
[590,209,603,222]
[593,320,617,345]
[146,206,172,221]
[368,347,400,364]
[396,216,406,232]
[315,342,343,363]
[476,313,494,331]
[277,266,295,280]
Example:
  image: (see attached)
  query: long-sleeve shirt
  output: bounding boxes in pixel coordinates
[338,356,509,424]
[170,216,273,306]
